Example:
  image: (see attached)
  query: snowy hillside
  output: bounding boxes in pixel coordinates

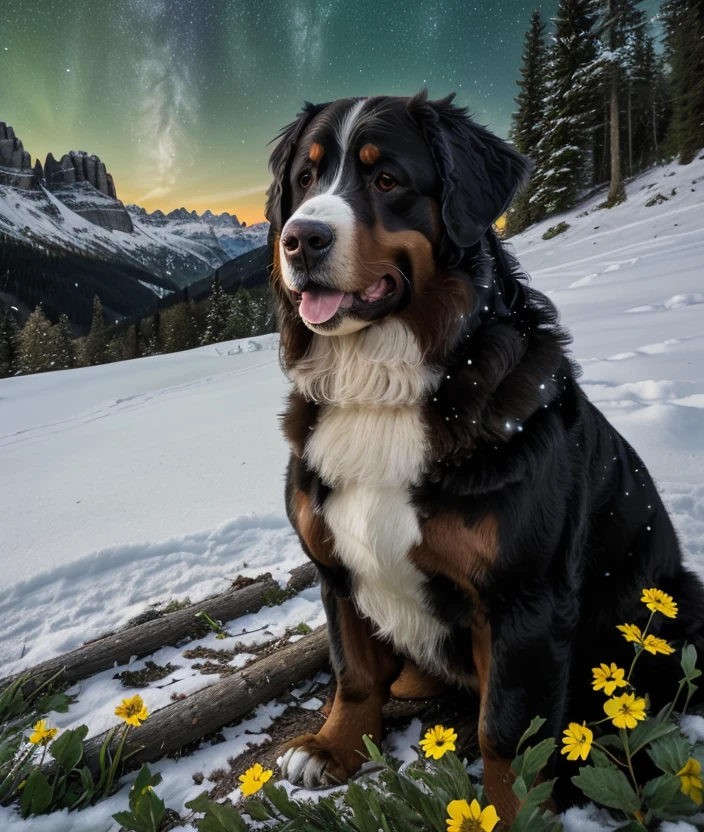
[0,155,703,830]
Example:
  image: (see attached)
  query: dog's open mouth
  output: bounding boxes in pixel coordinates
[292,275,401,325]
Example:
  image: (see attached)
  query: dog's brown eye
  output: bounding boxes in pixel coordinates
[375,173,397,192]
[299,171,313,189]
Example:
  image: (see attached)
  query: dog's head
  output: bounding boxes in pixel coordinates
[266,92,531,348]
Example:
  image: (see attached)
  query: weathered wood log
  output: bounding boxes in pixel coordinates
[80,626,330,776]
[1,562,320,694]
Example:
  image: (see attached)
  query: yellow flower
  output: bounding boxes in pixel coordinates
[29,719,58,746]
[592,663,628,696]
[114,694,149,727]
[238,762,273,797]
[561,722,594,761]
[603,692,647,729]
[641,588,678,619]
[617,623,644,646]
[446,798,500,832]
[642,635,675,655]
[420,725,458,760]
[677,757,703,805]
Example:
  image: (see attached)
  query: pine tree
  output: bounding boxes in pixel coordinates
[224,289,254,341]
[162,302,200,353]
[79,296,109,366]
[16,307,62,374]
[0,307,20,378]
[54,314,75,370]
[201,281,231,345]
[508,9,549,233]
[588,0,647,203]
[625,25,668,171]
[662,0,704,163]
[532,0,600,215]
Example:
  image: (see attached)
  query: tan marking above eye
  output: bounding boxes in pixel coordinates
[359,143,380,165]
[309,142,325,163]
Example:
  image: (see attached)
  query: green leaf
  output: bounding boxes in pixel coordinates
[650,788,702,821]
[35,692,72,714]
[346,782,389,832]
[629,714,677,754]
[642,773,681,810]
[513,775,528,801]
[680,644,701,683]
[111,810,142,832]
[597,733,624,752]
[571,765,640,812]
[19,769,54,818]
[516,738,556,789]
[647,733,690,775]
[185,793,250,832]
[510,804,564,832]
[243,798,273,822]
[263,782,301,819]
[589,747,617,769]
[361,734,384,763]
[516,717,547,754]
[49,725,87,772]
[522,778,556,809]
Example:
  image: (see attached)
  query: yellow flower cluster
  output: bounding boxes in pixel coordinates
[420,725,458,760]
[115,694,149,727]
[677,758,703,806]
[239,762,273,796]
[561,587,678,760]
[29,719,58,746]
[446,798,499,832]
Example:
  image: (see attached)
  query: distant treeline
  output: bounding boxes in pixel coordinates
[507,0,704,235]
[0,281,276,379]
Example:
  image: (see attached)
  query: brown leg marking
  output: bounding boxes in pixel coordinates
[390,659,447,699]
[472,621,520,826]
[281,599,399,785]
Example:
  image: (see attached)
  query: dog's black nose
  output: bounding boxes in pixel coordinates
[281,219,334,270]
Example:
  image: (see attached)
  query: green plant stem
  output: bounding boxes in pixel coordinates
[662,679,686,724]
[593,742,628,769]
[626,611,655,683]
[620,730,641,802]
[101,724,131,800]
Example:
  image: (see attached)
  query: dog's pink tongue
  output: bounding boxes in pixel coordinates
[300,287,346,324]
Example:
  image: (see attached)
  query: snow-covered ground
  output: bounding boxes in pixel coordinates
[0,154,703,830]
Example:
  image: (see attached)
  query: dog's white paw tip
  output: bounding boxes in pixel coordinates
[278,747,328,788]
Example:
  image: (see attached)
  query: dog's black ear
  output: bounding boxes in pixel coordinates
[409,91,532,252]
[265,101,330,232]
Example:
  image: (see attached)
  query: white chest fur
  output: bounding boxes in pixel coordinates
[294,321,448,671]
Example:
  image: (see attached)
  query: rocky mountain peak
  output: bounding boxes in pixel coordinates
[44,150,117,198]
[0,123,37,188]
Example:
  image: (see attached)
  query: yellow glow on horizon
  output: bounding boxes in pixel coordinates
[121,189,267,227]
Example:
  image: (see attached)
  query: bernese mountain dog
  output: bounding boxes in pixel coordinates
[264,91,704,820]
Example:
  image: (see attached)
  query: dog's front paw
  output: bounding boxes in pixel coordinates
[278,733,359,789]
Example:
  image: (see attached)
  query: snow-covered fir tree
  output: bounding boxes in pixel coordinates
[532,0,600,216]
[16,307,62,375]
[201,281,232,346]
[662,0,704,163]
[79,296,109,366]
[224,289,254,341]
[586,0,647,204]
[162,302,200,353]
[0,307,20,378]
[508,8,549,233]
[53,313,75,370]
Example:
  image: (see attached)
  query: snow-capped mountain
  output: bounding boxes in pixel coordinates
[0,121,269,290]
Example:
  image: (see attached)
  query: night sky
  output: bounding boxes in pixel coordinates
[1,0,660,224]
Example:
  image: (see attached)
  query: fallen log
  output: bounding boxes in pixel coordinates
[2,562,319,694]
[80,626,330,776]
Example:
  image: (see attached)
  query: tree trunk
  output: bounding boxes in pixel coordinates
[78,627,330,777]
[1,563,318,694]
[627,88,633,177]
[608,69,625,204]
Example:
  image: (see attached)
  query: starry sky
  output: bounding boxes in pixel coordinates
[0,0,661,224]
